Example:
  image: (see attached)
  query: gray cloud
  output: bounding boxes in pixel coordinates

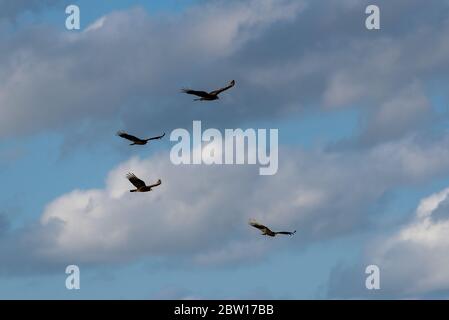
[0,0,305,139]
[358,82,433,146]
[0,0,448,147]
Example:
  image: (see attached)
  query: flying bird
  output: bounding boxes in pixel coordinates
[182,80,235,101]
[126,173,162,192]
[117,131,165,145]
[249,219,296,237]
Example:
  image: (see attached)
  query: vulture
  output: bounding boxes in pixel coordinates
[249,219,296,237]
[117,131,165,145]
[126,173,162,192]
[182,80,235,101]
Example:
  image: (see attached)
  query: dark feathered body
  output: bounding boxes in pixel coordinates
[249,220,296,237]
[126,173,162,193]
[182,80,235,101]
[117,131,165,145]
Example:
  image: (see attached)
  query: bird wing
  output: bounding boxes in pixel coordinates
[209,80,235,96]
[181,89,210,98]
[117,131,141,143]
[249,219,270,232]
[276,230,296,236]
[147,132,165,141]
[148,179,162,189]
[126,173,146,188]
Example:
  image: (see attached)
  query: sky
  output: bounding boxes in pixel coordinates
[2,0,449,299]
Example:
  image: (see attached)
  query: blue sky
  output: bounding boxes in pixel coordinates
[2,0,449,299]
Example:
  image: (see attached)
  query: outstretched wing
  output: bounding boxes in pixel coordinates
[148,179,162,189]
[117,131,142,143]
[249,219,269,232]
[147,133,165,141]
[181,89,210,98]
[126,173,146,188]
[209,80,235,96]
[276,230,296,236]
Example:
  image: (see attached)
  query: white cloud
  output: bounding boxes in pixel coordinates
[328,185,449,298]
[85,16,107,33]
[375,187,449,296]
[416,188,449,219]
[3,134,449,272]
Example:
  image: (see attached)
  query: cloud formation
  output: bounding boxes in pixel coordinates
[2,0,449,299]
[0,0,305,139]
[0,0,448,147]
[3,133,449,274]
[328,186,449,299]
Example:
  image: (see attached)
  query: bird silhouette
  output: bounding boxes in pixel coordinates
[182,80,235,101]
[249,219,296,237]
[117,131,165,145]
[126,173,162,192]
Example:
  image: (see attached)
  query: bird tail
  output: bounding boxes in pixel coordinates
[130,189,137,192]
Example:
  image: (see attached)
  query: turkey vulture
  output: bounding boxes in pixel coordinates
[126,173,162,192]
[182,80,235,101]
[117,131,165,145]
[249,219,296,237]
